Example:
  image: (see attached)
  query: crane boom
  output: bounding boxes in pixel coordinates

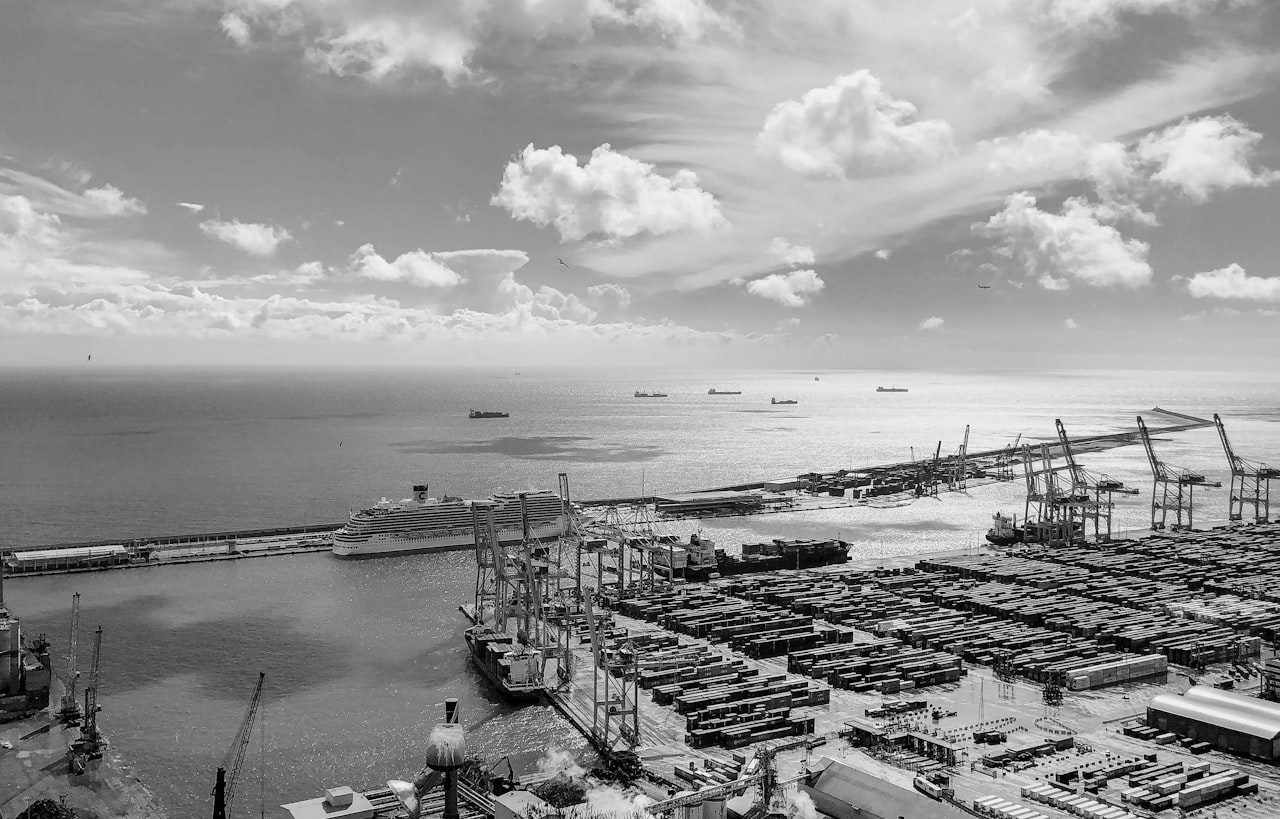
[59,593,82,722]
[1055,419,1088,490]
[1136,416,1166,480]
[214,672,266,819]
[1214,413,1241,472]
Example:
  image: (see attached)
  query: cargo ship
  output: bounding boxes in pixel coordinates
[332,486,568,558]
[679,536,849,581]
[985,512,1024,546]
[469,409,509,419]
[876,386,908,393]
[707,388,742,395]
[463,626,545,702]
[771,398,798,405]
[634,390,668,398]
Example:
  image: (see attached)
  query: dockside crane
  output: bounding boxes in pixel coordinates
[213,671,266,819]
[1137,415,1219,531]
[68,626,104,773]
[58,593,82,724]
[1055,419,1137,543]
[1214,413,1279,524]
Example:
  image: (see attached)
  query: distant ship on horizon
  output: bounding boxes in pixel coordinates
[771,397,798,405]
[707,388,742,395]
[634,390,668,398]
[469,409,509,418]
[876,386,908,393]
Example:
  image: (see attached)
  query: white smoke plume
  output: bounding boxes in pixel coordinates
[584,784,653,818]
[537,746,587,779]
[787,790,817,819]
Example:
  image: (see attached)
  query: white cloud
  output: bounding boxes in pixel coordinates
[1185,263,1280,302]
[920,316,945,330]
[0,170,147,219]
[79,185,147,217]
[1136,115,1279,202]
[218,0,724,83]
[498,274,598,323]
[757,71,954,179]
[1064,317,1078,329]
[769,237,815,267]
[220,12,251,46]
[586,282,631,310]
[874,249,892,260]
[1033,0,1249,30]
[199,218,293,257]
[975,192,1152,289]
[492,143,726,242]
[745,269,824,307]
[176,202,205,213]
[348,244,465,288]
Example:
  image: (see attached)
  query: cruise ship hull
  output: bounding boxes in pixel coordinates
[331,519,568,558]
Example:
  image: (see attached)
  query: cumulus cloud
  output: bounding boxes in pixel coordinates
[586,282,631,310]
[1185,263,1280,302]
[217,0,723,83]
[176,202,205,213]
[79,185,147,217]
[492,143,726,242]
[919,315,945,330]
[498,274,598,322]
[874,249,892,260]
[757,70,954,179]
[348,244,464,288]
[1064,317,1078,329]
[1033,0,1247,30]
[0,169,147,219]
[1136,115,1279,202]
[199,218,293,257]
[745,268,824,307]
[975,192,1152,289]
[769,237,815,267]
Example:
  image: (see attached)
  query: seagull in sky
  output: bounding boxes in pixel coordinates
[87,354,92,361]
[557,258,570,268]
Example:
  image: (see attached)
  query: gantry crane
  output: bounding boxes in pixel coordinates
[58,593,82,724]
[213,671,266,819]
[1137,415,1219,531]
[1215,413,1279,524]
[948,425,970,490]
[582,591,639,754]
[1055,419,1137,543]
[69,626,104,774]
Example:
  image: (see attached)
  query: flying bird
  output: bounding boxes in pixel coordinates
[86,354,92,361]
[977,284,992,289]
[557,258,570,268]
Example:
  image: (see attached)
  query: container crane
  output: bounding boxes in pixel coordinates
[68,626,104,774]
[213,671,266,819]
[58,593,82,724]
[1214,413,1279,524]
[1137,416,1219,531]
[1055,419,1137,543]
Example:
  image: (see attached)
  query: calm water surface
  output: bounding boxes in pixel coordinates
[3,366,1278,815]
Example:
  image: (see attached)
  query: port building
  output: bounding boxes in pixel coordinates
[1147,686,1280,761]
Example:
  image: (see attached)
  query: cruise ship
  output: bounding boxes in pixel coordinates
[331,485,569,558]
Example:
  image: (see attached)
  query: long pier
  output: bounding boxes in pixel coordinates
[2,410,1215,572]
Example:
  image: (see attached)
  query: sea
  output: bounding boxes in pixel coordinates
[2,366,1278,817]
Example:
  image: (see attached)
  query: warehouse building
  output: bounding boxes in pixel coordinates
[1147,686,1280,762]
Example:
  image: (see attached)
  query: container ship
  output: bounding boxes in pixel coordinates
[331,485,568,558]
[463,626,545,701]
[649,534,849,581]
[707,388,742,395]
[468,409,509,418]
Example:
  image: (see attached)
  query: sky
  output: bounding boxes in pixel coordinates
[1,0,1279,369]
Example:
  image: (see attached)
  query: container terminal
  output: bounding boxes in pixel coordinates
[3,408,1280,819]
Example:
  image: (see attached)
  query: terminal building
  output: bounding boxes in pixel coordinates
[1147,686,1280,762]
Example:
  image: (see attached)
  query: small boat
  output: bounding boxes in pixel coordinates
[469,409,509,419]
[707,388,742,395]
[876,386,908,393]
[771,398,798,405]
[985,512,1024,546]
[634,391,668,398]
